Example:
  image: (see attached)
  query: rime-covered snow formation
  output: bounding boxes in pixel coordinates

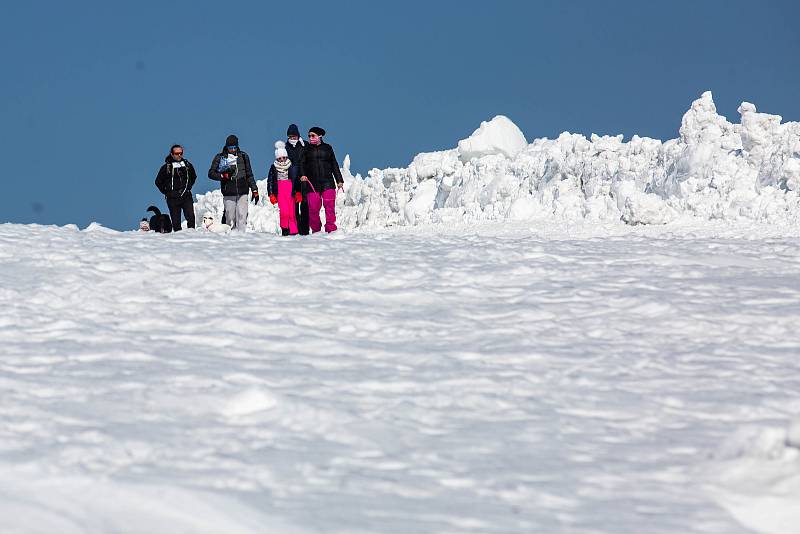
[195,91,800,231]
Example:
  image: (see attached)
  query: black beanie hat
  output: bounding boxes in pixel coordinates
[308,126,326,137]
[287,124,300,137]
[225,134,239,147]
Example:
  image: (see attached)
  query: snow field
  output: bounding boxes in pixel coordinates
[1,221,799,532]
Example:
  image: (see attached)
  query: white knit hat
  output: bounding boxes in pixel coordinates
[274,140,288,159]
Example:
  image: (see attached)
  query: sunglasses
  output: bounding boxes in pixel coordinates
[226,145,238,150]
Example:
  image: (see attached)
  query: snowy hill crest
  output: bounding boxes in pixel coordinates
[195,91,800,231]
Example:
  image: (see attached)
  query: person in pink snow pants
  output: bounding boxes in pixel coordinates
[267,141,301,236]
[297,126,344,233]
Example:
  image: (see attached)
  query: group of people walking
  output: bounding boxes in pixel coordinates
[154,124,344,235]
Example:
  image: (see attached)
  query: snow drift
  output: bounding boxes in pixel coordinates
[705,420,800,534]
[194,92,800,232]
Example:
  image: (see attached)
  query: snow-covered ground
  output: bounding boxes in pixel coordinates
[1,219,799,533]
[2,90,800,532]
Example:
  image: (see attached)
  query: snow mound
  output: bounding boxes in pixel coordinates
[194,91,800,233]
[457,115,528,161]
[221,388,278,417]
[704,421,800,534]
[0,467,309,534]
[83,222,116,233]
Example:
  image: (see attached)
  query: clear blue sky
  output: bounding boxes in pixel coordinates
[2,1,798,230]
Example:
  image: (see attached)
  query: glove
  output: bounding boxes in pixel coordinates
[269,194,277,205]
[221,172,230,180]
[251,190,259,204]
[295,192,302,203]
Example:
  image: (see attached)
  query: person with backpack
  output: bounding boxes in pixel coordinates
[267,141,301,236]
[208,134,259,231]
[285,124,309,235]
[298,126,344,233]
[155,144,197,231]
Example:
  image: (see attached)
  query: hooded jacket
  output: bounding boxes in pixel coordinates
[155,156,197,199]
[208,148,257,196]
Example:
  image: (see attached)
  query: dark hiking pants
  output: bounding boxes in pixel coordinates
[166,194,195,231]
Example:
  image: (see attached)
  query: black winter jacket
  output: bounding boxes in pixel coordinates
[285,139,306,169]
[298,142,344,193]
[285,140,306,192]
[208,149,257,196]
[267,163,300,197]
[155,156,197,199]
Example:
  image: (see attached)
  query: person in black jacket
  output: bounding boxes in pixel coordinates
[298,126,344,233]
[285,124,310,235]
[208,134,259,231]
[155,144,197,231]
[285,124,306,162]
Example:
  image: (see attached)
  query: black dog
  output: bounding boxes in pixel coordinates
[147,205,173,233]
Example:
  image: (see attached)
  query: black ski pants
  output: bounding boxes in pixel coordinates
[166,193,195,231]
[296,198,309,235]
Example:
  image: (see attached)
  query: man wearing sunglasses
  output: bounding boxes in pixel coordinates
[155,144,197,231]
[208,134,259,231]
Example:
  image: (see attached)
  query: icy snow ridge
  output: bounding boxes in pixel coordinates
[457,115,528,161]
[194,92,800,232]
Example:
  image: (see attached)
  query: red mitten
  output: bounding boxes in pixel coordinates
[295,192,302,203]
[269,194,277,205]
[221,172,230,180]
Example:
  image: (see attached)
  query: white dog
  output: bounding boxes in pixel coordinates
[201,213,231,234]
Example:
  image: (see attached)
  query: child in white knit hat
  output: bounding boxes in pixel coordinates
[266,141,302,235]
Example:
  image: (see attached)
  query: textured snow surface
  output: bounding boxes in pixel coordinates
[195,91,800,234]
[704,421,800,534]
[1,220,799,533]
